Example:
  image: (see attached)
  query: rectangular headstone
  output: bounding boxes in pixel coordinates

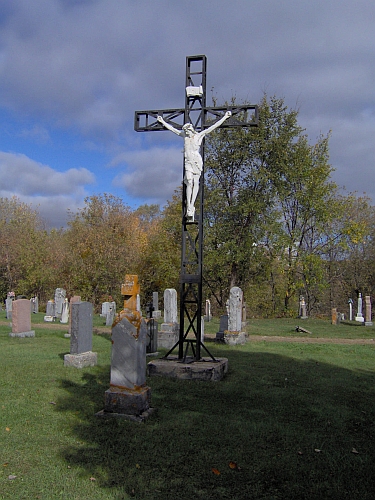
[164,288,178,323]
[70,302,93,354]
[10,299,35,337]
[110,316,147,389]
[228,287,243,332]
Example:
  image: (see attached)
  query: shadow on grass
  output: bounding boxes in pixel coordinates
[56,348,375,500]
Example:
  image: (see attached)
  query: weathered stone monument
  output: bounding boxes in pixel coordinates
[9,299,35,338]
[216,314,228,342]
[158,288,179,349]
[331,307,337,325]
[355,293,364,322]
[224,286,247,345]
[105,303,116,327]
[204,299,212,321]
[6,292,15,320]
[348,298,353,321]
[44,299,55,321]
[65,295,81,337]
[30,296,38,314]
[365,295,373,326]
[299,296,308,319]
[152,291,161,319]
[60,298,69,324]
[97,274,153,421]
[54,288,66,319]
[64,301,97,368]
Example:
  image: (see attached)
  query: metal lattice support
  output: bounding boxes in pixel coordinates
[135,55,258,362]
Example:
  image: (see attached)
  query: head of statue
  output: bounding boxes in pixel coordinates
[182,123,195,136]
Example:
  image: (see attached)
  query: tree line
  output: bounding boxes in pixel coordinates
[1,95,374,318]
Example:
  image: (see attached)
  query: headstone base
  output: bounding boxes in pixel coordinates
[9,330,35,338]
[96,386,152,422]
[365,322,373,326]
[64,351,97,368]
[223,332,247,345]
[355,316,364,323]
[64,333,71,338]
[147,356,228,382]
[158,323,179,349]
[44,316,55,322]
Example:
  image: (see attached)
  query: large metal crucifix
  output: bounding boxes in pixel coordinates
[135,55,258,362]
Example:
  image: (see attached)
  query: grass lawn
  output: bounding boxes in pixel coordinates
[1,312,375,499]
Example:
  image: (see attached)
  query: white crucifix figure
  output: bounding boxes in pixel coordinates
[157,111,232,219]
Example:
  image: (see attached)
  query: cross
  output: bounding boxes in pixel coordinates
[135,55,258,362]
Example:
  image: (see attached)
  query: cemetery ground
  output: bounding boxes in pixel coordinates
[1,314,375,499]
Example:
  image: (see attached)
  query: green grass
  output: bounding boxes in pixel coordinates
[1,315,375,499]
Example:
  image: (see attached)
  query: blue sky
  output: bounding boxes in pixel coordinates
[0,0,374,227]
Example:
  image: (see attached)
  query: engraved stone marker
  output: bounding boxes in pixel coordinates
[64,301,97,368]
[10,299,35,337]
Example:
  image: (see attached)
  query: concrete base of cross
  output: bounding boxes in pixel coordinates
[147,356,228,382]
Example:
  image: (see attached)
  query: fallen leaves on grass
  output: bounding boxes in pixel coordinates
[49,402,56,405]
[5,427,10,432]
[229,461,241,470]
[8,475,17,480]
[352,448,359,454]
[314,449,321,453]
[89,477,96,481]
[211,468,221,475]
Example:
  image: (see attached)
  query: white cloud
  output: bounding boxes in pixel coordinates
[111,147,182,203]
[0,151,94,196]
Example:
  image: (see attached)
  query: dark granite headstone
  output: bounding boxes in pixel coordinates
[70,301,93,354]
[216,314,228,341]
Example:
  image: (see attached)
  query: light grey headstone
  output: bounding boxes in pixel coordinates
[60,299,69,324]
[5,297,13,320]
[164,288,177,323]
[228,286,243,332]
[101,301,110,317]
[106,306,115,326]
[152,292,159,311]
[355,293,364,322]
[46,300,55,317]
[30,296,39,314]
[110,316,147,389]
[54,288,66,317]
[70,302,93,354]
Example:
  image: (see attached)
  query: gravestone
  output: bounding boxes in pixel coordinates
[365,295,373,326]
[54,288,66,319]
[9,299,35,337]
[158,288,179,349]
[30,296,39,314]
[5,294,14,320]
[146,317,158,354]
[45,299,55,321]
[152,291,161,319]
[299,296,308,319]
[355,293,364,322]
[121,274,140,311]
[348,298,353,321]
[216,314,228,342]
[64,301,97,368]
[224,287,247,345]
[331,308,337,325]
[60,298,69,324]
[106,304,116,326]
[100,301,111,318]
[97,276,153,421]
[204,299,212,321]
[66,295,81,337]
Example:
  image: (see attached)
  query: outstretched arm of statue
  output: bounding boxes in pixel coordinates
[157,116,182,136]
[201,110,232,136]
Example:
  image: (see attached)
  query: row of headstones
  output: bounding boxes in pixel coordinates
[5,294,39,321]
[332,293,373,326]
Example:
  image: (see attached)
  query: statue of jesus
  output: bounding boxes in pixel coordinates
[157,111,232,219]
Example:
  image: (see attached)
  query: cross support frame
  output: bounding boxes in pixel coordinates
[135,55,258,362]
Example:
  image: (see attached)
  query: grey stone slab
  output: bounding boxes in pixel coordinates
[64,351,97,368]
[70,302,93,354]
[224,332,247,345]
[147,356,228,382]
[9,330,35,338]
[110,316,147,389]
